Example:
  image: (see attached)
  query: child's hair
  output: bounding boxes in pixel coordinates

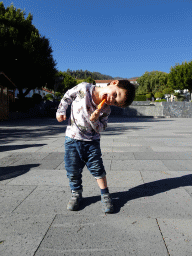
[116,79,135,108]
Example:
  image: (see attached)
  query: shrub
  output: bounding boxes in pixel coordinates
[146,93,152,100]
[134,95,146,101]
[155,99,166,102]
[154,92,164,99]
[55,92,62,100]
[44,93,53,101]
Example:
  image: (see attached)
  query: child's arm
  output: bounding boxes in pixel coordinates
[56,84,80,121]
[90,105,111,132]
[56,115,66,122]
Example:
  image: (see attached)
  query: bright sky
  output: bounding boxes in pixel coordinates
[3,0,192,78]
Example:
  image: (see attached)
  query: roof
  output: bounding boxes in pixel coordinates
[0,72,16,89]
[129,78,138,82]
[42,88,54,94]
[95,80,113,84]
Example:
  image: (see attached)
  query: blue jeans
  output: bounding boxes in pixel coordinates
[64,136,106,191]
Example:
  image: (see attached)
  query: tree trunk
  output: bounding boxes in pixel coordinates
[18,88,32,99]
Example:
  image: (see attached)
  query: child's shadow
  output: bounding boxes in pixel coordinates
[80,174,192,213]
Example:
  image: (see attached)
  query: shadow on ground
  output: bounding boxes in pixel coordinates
[79,174,192,213]
[0,164,40,180]
[0,118,67,144]
[0,117,173,144]
[0,144,46,152]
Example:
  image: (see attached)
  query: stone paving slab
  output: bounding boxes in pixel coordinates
[162,160,192,171]
[102,152,136,160]
[43,153,64,160]
[111,159,170,172]
[134,152,192,160]
[1,117,192,256]
[82,170,143,188]
[0,153,50,168]
[35,215,168,256]
[112,146,153,152]
[146,137,192,147]
[157,218,192,256]
[110,186,192,219]
[112,145,153,153]
[6,170,66,186]
[0,185,37,215]
[151,146,192,152]
[0,214,55,256]
[9,159,64,170]
[13,186,69,215]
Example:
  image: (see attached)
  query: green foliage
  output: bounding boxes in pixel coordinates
[134,95,146,101]
[168,61,192,96]
[55,72,77,94]
[76,77,96,85]
[84,77,96,85]
[64,69,113,80]
[136,71,169,96]
[44,93,53,101]
[54,92,62,100]
[146,93,152,99]
[0,2,57,98]
[154,92,164,99]
[155,99,166,102]
[163,87,173,94]
[76,79,85,84]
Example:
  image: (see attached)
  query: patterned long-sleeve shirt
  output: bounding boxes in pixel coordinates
[56,82,111,141]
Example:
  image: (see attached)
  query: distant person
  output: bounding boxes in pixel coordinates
[56,80,135,213]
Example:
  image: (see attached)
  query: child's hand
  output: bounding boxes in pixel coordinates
[90,109,101,122]
[56,115,66,122]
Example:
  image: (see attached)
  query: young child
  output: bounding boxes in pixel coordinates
[56,80,135,213]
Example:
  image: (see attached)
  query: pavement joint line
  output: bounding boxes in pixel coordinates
[11,186,38,213]
[109,159,112,171]
[139,171,145,183]
[156,218,170,256]
[54,161,64,170]
[33,214,57,256]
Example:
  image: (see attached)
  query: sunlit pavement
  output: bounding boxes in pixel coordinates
[1,117,192,256]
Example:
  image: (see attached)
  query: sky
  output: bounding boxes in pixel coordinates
[3,0,192,78]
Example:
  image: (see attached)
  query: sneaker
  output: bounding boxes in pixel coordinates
[101,193,114,213]
[67,190,82,211]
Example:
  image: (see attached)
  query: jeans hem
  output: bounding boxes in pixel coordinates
[94,172,106,180]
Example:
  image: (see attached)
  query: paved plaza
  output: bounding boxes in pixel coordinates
[0,116,192,256]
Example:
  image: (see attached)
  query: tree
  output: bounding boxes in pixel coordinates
[0,2,57,99]
[184,61,192,99]
[136,71,169,96]
[62,69,113,80]
[84,77,96,85]
[154,92,164,99]
[55,72,77,94]
[168,61,192,99]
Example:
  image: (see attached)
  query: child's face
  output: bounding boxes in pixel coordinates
[101,81,126,108]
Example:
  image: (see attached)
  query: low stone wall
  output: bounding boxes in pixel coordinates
[111,101,192,118]
[162,102,192,118]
